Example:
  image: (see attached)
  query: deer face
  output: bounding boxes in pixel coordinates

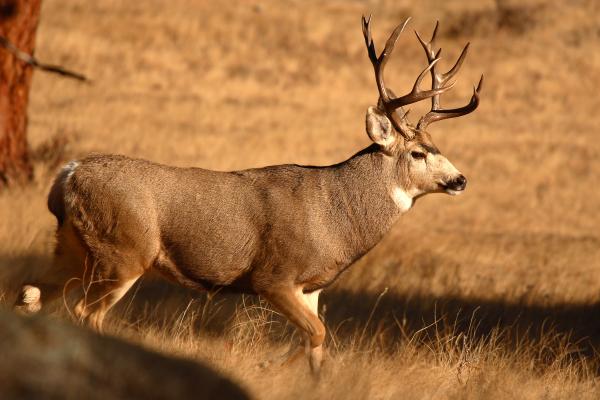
[361,16,481,204]
[399,130,466,196]
[366,106,466,199]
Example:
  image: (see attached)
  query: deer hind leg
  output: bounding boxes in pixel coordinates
[14,222,87,314]
[262,287,325,375]
[302,289,323,372]
[73,271,141,333]
[71,246,147,333]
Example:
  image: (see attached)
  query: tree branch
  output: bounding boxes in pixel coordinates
[0,35,89,82]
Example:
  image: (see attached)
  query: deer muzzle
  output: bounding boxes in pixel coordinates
[441,174,467,195]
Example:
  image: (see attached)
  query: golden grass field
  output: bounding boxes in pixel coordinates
[2,0,600,398]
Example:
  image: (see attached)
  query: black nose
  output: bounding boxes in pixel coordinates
[449,174,467,191]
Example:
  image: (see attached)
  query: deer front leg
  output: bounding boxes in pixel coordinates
[261,287,325,375]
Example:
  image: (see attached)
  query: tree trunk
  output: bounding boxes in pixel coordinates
[0,0,41,187]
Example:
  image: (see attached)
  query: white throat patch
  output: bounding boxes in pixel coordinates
[391,187,414,213]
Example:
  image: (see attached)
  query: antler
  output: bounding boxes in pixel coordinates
[415,22,483,130]
[362,15,454,139]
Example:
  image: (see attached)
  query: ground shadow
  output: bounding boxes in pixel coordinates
[109,276,600,361]
[3,254,600,367]
[322,289,600,353]
[0,253,53,300]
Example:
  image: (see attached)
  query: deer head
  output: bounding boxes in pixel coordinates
[362,16,483,201]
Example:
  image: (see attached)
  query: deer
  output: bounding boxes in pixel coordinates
[14,16,482,374]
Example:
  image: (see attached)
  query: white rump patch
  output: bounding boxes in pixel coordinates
[62,160,80,180]
[391,187,414,213]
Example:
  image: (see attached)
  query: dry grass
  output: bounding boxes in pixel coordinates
[1,0,600,398]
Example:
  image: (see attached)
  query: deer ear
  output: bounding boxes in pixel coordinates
[366,106,397,148]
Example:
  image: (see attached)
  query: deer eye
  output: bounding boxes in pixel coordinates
[410,151,426,160]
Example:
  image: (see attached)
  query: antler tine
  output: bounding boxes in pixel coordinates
[418,74,484,129]
[415,20,439,61]
[416,22,444,110]
[443,43,470,83]
[387,57,456,109]
[381,19,410,66]
[362,15,378,66]
[377,19,411,105]
[415,21,482,130]
[430,43,470,110]
[362,16,415,137]
[362,16,410,103]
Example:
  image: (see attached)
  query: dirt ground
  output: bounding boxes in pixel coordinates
[1,0,600,398]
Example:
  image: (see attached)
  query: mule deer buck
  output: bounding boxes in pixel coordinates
[15,17,482,374]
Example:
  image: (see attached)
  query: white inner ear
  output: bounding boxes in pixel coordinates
[366,106,396,147]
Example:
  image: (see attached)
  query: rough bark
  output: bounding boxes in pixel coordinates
[0,0,41,187]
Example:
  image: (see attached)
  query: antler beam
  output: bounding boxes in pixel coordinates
[414,22,483,130]
[361,16,454,139]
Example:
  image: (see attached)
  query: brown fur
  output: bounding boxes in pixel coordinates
[14,118,466,373]
[13,15,475,370]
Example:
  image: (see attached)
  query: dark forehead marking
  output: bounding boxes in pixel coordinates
[421,143,440,155]
[411,129,441,154]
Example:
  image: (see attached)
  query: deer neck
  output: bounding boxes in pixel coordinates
[332,144,413,252]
